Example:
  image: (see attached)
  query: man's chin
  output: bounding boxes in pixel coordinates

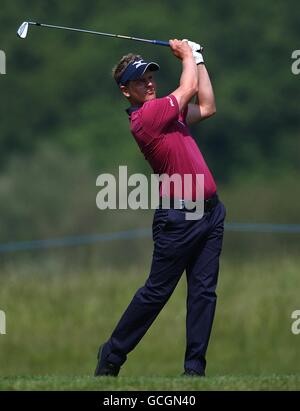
[145,93,156,101]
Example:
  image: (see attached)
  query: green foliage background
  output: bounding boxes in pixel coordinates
[0,0,299,242]
[0,0,300,381]
[1,0,299,178]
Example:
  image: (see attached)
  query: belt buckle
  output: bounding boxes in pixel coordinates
[179,199,185,210]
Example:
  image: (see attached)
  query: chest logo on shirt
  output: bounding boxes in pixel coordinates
[167,96,175,107]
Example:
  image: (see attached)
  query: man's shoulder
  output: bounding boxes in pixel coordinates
[139,95,179,119]
[129,95,180,139]
[143,95,178,109]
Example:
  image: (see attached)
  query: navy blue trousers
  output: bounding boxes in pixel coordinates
[103,200,226,375]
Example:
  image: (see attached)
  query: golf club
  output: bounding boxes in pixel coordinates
[17,21,204,52]
[16,21,170,47]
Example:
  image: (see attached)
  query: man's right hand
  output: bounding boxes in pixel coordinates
[182,39,204,65]
[169,39,194,61]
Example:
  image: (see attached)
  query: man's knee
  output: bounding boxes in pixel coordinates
[201,289,217,302]
[136,283,174,306]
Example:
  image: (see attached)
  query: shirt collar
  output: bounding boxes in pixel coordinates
[126,105,142,116]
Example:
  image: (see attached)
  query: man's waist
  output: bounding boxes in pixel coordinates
[159,193,219,213]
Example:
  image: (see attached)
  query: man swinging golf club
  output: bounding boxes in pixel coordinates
[95,39,226,377]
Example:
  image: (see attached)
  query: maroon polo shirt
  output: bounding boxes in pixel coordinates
[127,94,217,200]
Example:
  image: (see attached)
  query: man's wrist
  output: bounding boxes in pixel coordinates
[194,51,204,65]
[181,38,204,65]
[182,53,196,63]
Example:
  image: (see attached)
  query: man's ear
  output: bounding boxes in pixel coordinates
[120,85,130,98]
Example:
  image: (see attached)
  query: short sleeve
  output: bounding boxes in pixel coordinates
[179,105,189,124]
[140,95,179,135]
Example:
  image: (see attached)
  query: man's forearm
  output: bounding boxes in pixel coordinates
[169,39,199,110]
[195,64,216,112]
[180,56,198,92]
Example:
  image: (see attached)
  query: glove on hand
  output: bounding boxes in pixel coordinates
[182,39,204,65]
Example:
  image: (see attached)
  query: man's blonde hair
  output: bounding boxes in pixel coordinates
[112,53,143,85]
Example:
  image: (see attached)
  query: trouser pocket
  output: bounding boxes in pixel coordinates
[152,208,169,242]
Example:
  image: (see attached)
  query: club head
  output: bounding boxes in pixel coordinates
[17,22,29,39]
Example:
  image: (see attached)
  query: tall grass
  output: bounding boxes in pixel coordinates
[0,254,299,377]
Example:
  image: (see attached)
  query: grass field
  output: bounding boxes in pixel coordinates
[1,374,300,391]
[1,249,300,390]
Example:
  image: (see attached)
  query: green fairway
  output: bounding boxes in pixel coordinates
[2,0,300,395]
[1,254,300,390]
[1,374,300,391]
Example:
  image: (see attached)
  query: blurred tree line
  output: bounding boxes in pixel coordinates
[1,0,299,178]
[0,0,299,243]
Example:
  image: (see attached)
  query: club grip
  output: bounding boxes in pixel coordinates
[155,40,170,47]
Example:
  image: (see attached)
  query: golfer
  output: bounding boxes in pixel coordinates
[95,39,226,377]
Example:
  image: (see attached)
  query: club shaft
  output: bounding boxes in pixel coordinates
[28,21,170,47]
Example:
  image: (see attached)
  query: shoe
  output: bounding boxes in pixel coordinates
[182,369,205,377]
[94,344,120,377]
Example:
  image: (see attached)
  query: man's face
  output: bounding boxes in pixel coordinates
[121,69,157,105]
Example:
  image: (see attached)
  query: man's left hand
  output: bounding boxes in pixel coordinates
[182,39,204,65]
